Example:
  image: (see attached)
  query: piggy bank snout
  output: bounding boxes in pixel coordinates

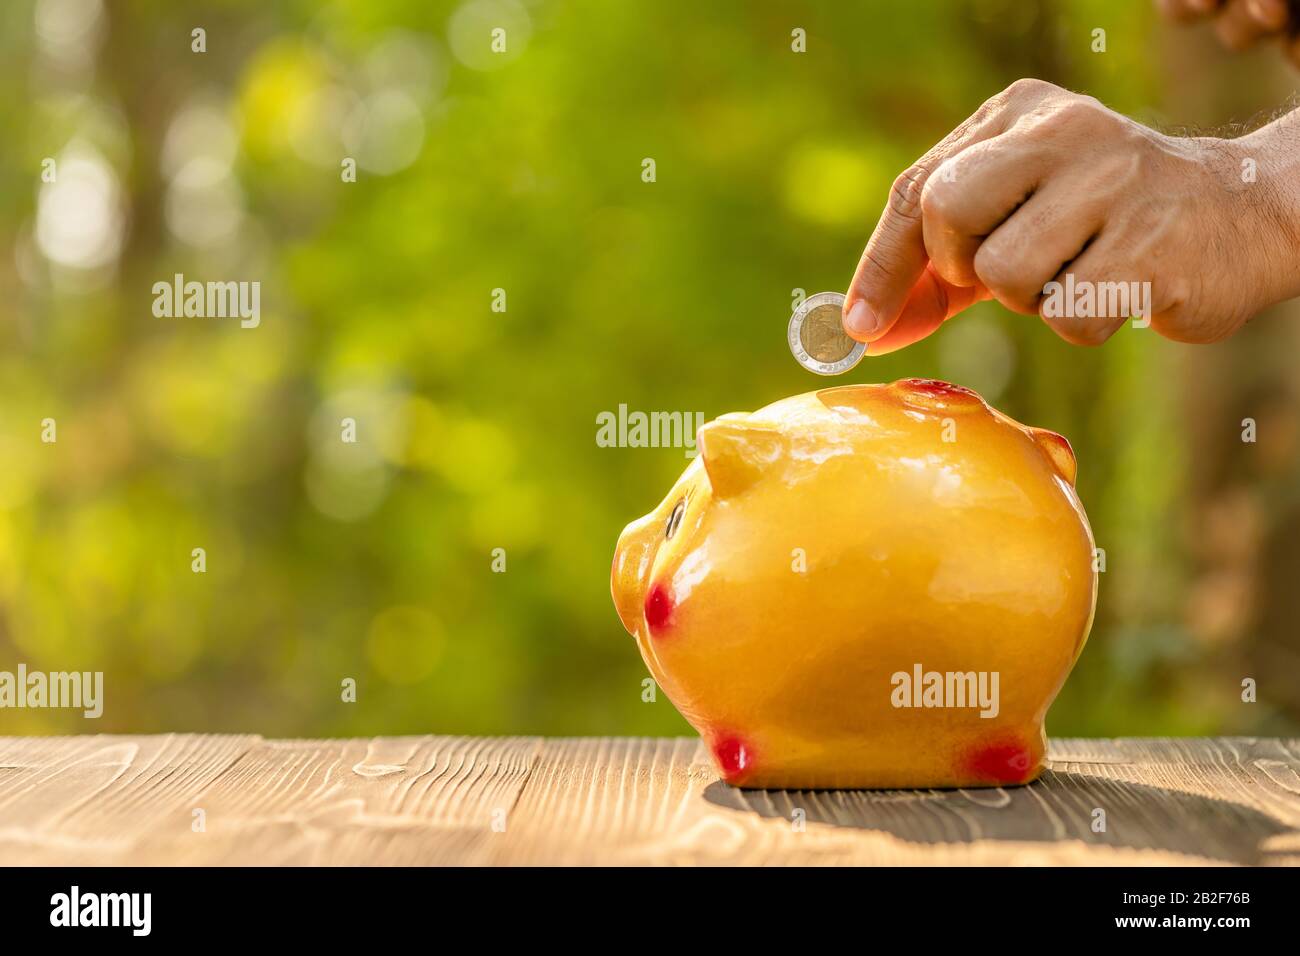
[611,519,655,636]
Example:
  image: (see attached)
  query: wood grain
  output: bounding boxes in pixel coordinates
[0,736,1295,865]
[0,734,258,865]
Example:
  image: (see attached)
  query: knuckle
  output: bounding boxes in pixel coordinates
[920,163,978,232]
[1054,97,1094,123]
[1067,95,1110,126]
[974,245,1039,314]
[1154,274,1193,318]
[1150,295,1238,344]
[972,242,1015,293]
[1079,323,1118,346]
[887,165,928,221]
[1045,97,1094,129]
[1073,321,1113,346]
[918,174,953,222]
[1000,77,1057,105]
[1022,94,1111,139]
[1041,311,1115,347]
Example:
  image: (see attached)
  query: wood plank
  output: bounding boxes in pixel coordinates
[485,737,710,865]
[0,734,260,865]
[0,736,1295,865]
[136,735,543,865]
[1047,736,1300,865]
[493,737,1300,866]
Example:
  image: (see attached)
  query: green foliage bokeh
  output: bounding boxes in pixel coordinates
[2,0,1297,739]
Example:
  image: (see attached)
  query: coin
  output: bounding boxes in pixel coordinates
[787,291,864,375]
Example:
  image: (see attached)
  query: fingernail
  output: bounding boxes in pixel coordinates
[844,300,877,338]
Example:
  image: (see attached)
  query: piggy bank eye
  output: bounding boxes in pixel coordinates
[665,498,686,540]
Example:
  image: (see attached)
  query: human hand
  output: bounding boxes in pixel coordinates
[842,79,1300,353]
[1158,0,1300,67]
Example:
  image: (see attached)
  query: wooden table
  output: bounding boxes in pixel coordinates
[1,735,1297,866]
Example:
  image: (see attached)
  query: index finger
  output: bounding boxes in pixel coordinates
[843,87,1023,343]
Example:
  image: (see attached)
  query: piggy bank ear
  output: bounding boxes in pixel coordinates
[1029,427,1077,486]
[697,419,784,498]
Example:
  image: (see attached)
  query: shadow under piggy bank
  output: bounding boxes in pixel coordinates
[702,770,1292,865]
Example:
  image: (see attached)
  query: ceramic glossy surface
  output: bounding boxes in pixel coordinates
[611,380,1097,789]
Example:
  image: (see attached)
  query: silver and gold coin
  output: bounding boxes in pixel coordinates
[788,291,864,375]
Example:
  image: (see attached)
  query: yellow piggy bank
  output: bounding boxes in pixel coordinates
[611,379,1096,789]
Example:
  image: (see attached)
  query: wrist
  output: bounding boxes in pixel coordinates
[1227,116,1300,308]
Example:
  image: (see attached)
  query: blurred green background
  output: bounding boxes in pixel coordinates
[2,0,1298,738]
